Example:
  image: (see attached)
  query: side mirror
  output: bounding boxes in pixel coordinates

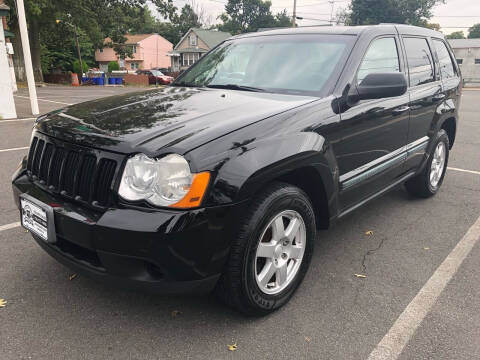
[349,72,408,102]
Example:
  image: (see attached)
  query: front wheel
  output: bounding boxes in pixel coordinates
[216,182,316,316]
[405,129,450,198]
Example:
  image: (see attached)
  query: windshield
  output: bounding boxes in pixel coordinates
[151,70,164,76]
[174,34,355,96]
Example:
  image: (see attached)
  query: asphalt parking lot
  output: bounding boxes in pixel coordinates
[1,86,479,359]
[12,85,151,119]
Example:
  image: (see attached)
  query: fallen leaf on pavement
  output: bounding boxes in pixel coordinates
[69,274,77,281]
[354,274,367,278]
[423,247,430,250]
[227,343,238,351]
[365,230,373,236]
[305,336,311,342]
[171,310,182,317]
[24,230,29,233]
[0,299,6,307]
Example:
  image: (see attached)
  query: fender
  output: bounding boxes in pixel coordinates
[196,131,340,224]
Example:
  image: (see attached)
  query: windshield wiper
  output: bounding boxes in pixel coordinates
[206,84,265,92]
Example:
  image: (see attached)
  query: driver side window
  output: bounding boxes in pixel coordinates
[357,37,400,84]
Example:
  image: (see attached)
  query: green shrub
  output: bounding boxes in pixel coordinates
[108,61,120,72]
[72,59,88,75]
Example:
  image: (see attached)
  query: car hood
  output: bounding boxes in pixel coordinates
[35,87,317,156]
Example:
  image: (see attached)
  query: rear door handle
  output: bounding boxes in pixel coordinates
[432,93,446,101]
[392,106,410,116]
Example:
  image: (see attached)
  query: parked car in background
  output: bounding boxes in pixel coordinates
[136,69,174,85]
[152,67,170,74]
[13,24,460,316]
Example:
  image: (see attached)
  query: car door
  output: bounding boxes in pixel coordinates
[402,36,444,171]
[432,38,462,117]
[335,36,410,211]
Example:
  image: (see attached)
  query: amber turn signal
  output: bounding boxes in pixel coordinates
[170,172,211,209]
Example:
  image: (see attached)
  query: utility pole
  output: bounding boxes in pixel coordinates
[329,0,335,23]
[57,19,83,77]
[73,24,83,77]
[16,0,39,115]
[292,0,297,27]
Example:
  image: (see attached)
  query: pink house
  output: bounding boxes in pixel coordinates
[95,34,173,72]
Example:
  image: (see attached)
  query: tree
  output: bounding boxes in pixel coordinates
[274,10,292,28]
[447,31,466,39]
[468,24,480,38]
[173,4,202,37]
[72,59,88,74]
[218,0,291,35]
[344,0,444,26]
[40,22,95,74]
[151,1,215,45]
[108,61,120,72]
[6,0,174,81]
[425,23,440,31]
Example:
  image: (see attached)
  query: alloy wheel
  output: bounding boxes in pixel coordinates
[430,142,446,188]
[254,210,306,295]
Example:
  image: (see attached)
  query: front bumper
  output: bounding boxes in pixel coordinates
[13,171,246,294]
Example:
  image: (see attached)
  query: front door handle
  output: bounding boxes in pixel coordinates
[432,93,446,102]
[392,106,410,116]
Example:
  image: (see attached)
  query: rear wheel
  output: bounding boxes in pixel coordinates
[405,129,449,198]
[216,182,316,316]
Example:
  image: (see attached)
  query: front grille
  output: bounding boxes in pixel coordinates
[27,135,118,207]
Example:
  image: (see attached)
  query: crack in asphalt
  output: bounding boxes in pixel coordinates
[361,236,387,275]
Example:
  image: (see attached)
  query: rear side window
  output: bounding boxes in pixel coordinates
[433,39,456,79]
[357,37,400,84]
[403,37,435,87]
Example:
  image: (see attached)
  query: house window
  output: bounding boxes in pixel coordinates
[475,59,480,64]
[99,48,103,53]
[183,53,196,66]
[130,62,139,70]
[189,35,197,46]
[132,45,137,54]
[457,59,463,65]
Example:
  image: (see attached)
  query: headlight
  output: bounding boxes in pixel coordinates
[118,153,210,208]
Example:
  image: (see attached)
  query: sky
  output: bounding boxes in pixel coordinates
[150,0,480,35]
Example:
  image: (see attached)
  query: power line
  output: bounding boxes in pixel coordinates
[434,15,480,18]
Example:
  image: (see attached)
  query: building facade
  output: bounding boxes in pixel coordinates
[95,34,172,72]
[169,28,231,72]
[448,39,480,84]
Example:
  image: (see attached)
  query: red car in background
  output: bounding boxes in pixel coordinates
[137,70,174,85]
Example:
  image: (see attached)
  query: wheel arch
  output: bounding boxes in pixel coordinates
[275,167,331,229]
[205,132,339,230]
[440,117,456,149]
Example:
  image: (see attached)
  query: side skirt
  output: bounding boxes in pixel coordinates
[337,171,416,219]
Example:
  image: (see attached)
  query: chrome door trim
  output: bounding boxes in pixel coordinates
[340,136,429,190]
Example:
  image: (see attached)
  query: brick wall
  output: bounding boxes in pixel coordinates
[123,74,149,86]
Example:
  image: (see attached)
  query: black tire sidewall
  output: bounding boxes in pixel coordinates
[241,188,316,314]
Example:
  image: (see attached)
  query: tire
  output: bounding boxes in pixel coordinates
[216,182,316,316]
[405,129,450,198]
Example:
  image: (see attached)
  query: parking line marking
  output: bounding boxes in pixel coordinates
[0,146,29,153]
[0,118,36,123]
[368,214,480,360]
[448,166,480,176]
[0,222,20,232]
[14,95,72,105]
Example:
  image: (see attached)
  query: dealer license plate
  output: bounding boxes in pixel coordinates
[21,198,49,241]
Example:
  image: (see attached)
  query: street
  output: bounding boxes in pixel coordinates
[0,86,479,359]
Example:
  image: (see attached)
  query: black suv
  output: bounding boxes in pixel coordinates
[12,24,461,315]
